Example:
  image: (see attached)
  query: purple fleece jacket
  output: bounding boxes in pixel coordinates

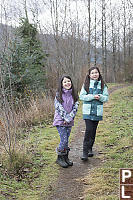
[53,88,78,127]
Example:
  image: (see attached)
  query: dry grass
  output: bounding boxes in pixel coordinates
[0,92,54,128]
[0,93,54,155]
[16,94,54,127]
[0,92,55,184]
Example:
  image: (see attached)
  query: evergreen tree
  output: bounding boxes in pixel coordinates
[3,18,47,98]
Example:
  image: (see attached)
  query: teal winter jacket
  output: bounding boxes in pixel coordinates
[79,79,109,121]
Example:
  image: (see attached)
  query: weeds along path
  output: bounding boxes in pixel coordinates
[46,84,129,200]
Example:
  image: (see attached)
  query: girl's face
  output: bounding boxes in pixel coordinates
[62,77,72,90]
[89,69,99,80]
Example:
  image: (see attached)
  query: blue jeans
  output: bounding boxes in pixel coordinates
[56,126,72,151]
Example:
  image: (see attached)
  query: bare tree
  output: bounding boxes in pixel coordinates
[0,56,17,159]
[93,0,97,66]
[87,0,91,68]
[122,0,127,78]
[117,12,121,72]
[101,0,107,80]
[110,0,117,82]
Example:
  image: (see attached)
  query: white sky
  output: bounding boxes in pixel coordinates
[0,0,132,37]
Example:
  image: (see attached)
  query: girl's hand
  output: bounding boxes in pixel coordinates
[94,95,100,100]
[63,121,68,125]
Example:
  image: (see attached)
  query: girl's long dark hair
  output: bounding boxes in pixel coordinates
[56,75,79,104]
[84,67,107,93]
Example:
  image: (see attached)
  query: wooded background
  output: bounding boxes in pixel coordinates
[0,0,132,178]
[0,0,133,93]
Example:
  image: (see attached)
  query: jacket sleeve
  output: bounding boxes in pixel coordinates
[54,97,79,123]
[66,101,79,122]
[99,86,109,103]
[79,85,94,101]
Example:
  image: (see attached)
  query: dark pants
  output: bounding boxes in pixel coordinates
[83,119,99,153]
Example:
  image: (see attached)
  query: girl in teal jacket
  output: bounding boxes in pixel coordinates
[79,66,109,161]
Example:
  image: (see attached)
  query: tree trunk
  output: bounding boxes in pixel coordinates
[88,0,91,68]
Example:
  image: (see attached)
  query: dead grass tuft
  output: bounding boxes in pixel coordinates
[16,94,54,127]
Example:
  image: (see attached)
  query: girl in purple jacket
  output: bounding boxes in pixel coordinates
[53,75,79,168]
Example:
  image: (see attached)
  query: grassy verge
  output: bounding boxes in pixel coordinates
[0,126,59,200]
[0,104,81,200]
[84,86,133,200]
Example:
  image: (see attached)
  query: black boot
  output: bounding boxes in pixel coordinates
[88,149,94,157]
[81,146,88,161]
[81,151,88,161]
[64,149,73,166]
[56,155,69,168]
[56,149,69,168]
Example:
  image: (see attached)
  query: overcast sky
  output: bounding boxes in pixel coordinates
[0,0,132,36]
[0,0,124,23]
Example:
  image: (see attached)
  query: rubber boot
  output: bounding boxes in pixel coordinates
[56,148,69,168]
[64,149,73,166]
[56,154,69,168]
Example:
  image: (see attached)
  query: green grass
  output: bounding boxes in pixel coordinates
[0,84,132,200]
[85,85,133,200]
[0,126,60,200]
[0,102,81,200]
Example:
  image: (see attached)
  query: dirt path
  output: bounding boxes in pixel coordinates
[46,84,129,200]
